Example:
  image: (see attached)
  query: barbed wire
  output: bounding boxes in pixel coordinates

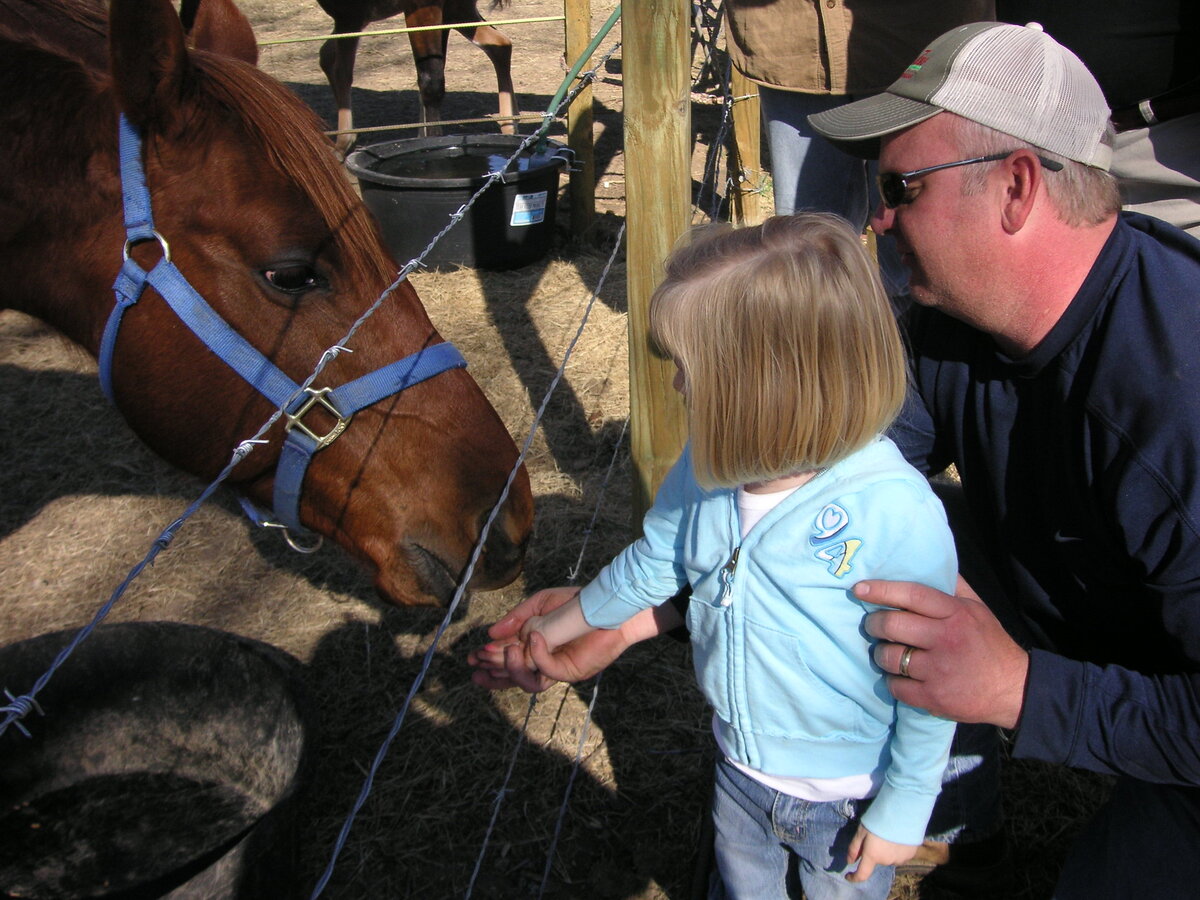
[3,6,743,897]
[0,20,619,742]
[461,16,742,897]
[307,34,628,896]
[309,214,627,897]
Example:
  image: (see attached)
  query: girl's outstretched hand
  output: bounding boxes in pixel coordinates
[469,588,681,692]
[469,587,581,692]
[846,824,917,883]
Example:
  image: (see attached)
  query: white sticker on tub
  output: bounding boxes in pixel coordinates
[510,191,548,227]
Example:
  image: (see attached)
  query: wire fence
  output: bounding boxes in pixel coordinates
[2,2,744,894]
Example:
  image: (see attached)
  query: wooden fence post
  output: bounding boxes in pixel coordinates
[728,68,765,225]
[624,0,689,526]
[564,0,596,237]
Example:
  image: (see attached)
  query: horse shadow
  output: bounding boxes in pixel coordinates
[294,613,712,898]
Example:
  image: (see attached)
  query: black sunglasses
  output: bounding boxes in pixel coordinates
[876,151,1066,209]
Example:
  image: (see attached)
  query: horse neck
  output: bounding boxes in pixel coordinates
[0,0,109,68]
[1,37,123,354]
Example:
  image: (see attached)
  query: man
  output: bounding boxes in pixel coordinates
[807,20,1200,899]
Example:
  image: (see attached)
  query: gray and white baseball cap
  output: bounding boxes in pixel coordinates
[808,21,1112,170]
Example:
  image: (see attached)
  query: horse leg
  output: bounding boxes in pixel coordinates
[443,0,517,135]
[405,9,447,137]
[319,28,363,154]
[458,23,517,134]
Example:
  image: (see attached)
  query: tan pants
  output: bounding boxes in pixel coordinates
[1111,111,1200,238]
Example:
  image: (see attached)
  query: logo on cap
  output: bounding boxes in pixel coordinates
[902,49,933,79]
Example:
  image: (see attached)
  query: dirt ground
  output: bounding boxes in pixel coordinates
[0,2,1110,898]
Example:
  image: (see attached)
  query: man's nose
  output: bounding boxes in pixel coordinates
[869,200,894,236]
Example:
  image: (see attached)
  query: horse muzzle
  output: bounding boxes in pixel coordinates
[386,479,533,607]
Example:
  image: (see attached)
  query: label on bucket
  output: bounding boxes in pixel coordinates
[510,191,549,227]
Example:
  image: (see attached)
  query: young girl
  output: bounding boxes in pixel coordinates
[516,214,957,899]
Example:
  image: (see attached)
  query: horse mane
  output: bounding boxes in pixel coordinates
[37,0,105,32]
[3,0,396,294]
[184,53,398,292]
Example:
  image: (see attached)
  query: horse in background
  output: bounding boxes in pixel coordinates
[312,0,520,153]
[182,0,520,153]
[0,0,533,606]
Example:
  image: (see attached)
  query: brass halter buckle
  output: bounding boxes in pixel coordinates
[284,386,353,450]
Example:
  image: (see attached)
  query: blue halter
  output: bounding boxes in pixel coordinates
[99,115,467,540]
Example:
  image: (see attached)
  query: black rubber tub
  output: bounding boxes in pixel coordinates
[346,133,571,270]
[0,622,313,899]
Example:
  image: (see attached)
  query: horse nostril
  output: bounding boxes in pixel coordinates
[473,509,527,587]
[484,524,516,570]
[493,531,522,573]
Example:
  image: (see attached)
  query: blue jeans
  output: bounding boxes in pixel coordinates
[758,86,909,298]
[708,757,895,900]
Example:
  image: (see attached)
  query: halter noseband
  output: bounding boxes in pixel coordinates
[99,114,467,542]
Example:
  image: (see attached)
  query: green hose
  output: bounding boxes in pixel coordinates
[535,3,622,149]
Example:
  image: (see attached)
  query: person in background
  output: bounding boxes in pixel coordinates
[996,2,1200,236]
[723,0,993,296]
[489,214,959,899]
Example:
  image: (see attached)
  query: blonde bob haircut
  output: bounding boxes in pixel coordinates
[650,213,908,490]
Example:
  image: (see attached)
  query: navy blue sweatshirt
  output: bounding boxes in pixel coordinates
[892,212,1200,784]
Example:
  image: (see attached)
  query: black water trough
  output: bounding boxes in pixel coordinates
[0,622,312,899]
[346,133,571,270]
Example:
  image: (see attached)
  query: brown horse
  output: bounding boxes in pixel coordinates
[312,0,520,152]
[0,0,533,607]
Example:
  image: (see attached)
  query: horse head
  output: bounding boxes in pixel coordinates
[2,0,533,606]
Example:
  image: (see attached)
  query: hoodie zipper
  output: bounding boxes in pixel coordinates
[718,545,740,606]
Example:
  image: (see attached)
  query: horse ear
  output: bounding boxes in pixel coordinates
[108,0,191,134]
[187,0,260,66]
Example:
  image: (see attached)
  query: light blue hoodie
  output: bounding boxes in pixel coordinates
[579,436,957,845]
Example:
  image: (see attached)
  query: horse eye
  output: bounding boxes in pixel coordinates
[263,264,325,294]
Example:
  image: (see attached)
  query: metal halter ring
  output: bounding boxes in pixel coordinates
[898,645,916,679]
[123,230,171,263]
[259,519,325,554]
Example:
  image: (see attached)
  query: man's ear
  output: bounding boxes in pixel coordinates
[999,150,1043,234]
